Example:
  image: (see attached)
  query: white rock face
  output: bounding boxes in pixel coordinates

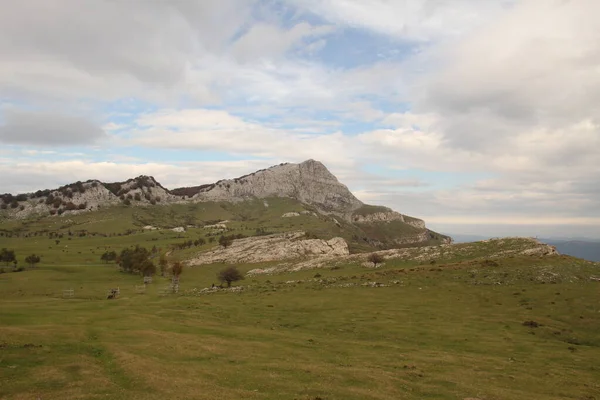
[352,209,426,229]
[282,212,300,218]
[188,231,350,265]
[192,160,363,214]
[171,227,185,233]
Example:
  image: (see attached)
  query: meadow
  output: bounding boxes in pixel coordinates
[1,247,599,399]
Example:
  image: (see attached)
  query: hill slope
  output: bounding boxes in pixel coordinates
[0,160,450,251]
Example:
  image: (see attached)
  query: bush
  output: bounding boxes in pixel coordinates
[134,193,141,201]
[123,199,131,206]
[25,254,41,268]
[118,246,151,274]
[367,253,384,266]
[217,266,244,287]
[78,203,87,210]
[65,202,77,211]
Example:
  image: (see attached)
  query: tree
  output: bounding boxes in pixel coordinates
[367,253,384,267]
[100,251,117,264]
[118,246,150,273]
[25,254,41,268]
[0,248,16,266]
[217,266,244,287]
[139,259,156,277]
[171,260,184,278]
[219,235,233,248]
[158,253,168,276]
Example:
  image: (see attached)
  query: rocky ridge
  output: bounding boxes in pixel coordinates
[186,160,363,215]
[242,237,560,275]
[0,159,448,249]
[188,231,349,265]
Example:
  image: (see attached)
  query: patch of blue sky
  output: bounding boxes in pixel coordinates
[310,27,418,68]
[103,98,159,121]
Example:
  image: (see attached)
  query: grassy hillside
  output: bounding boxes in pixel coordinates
[0,198,444,265]
[1,243,599,399]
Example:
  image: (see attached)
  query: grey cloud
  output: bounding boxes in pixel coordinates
[0,1,255,102]
[0,110,106,146]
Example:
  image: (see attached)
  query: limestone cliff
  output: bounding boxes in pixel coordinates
[182,160,363,214]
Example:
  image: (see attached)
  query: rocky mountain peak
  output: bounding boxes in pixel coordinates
[190,160,363,214]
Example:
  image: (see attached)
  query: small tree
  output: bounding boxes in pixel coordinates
[100,251,117,264]
[158,253,168,276]
[25,254,41,268]
[219,235,233,248]
[217,266,244,287]
[0,248,16,266]
[171,260,184,278]
[367,253,384,267]
[139,259,156,277]
[23,254,33,268]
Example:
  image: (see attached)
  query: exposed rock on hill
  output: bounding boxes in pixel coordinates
[179,160,363,215]
[188,231,349,265]
[246,237,560,275]
[351,205,426,228]
[0,159,450,250]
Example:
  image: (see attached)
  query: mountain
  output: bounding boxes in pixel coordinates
[540,239,600,262]
[172,160,363,215]
[0,160,450,251]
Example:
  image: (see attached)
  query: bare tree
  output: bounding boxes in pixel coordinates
[367,253,384,267]
[217,266,244,287]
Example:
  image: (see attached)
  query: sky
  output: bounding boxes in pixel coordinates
[1,0,599,238]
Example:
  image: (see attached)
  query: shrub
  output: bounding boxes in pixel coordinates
[217,266,244,287]
[134,193,141,201]
[367,253,384,266]
[25,254,41,268]
[65,202,77,211]
[123,199,131,206]
[78,203,87,210]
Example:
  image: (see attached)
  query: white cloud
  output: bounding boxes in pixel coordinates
[290,0,513,41]
[231,22,334,62]
[129,109,358,167]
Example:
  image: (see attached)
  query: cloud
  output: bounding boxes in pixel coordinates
[0,159,271,195]
[0,109,107,146]
[290,0,512,41]
[231,22,334,62]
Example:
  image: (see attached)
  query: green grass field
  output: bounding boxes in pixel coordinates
[1,249,599,399]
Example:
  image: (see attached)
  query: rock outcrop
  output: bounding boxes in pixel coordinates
[246,237,560,275]
[188,160,363,215]
[188,231,349,265]
[351,207,426,229]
